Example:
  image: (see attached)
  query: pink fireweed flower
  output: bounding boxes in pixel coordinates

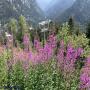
[80,73,90,89]
[85,57,90,67]
[77,47,83,57]
[32,34,56,64]
[65,44,76,64]
[57,42,64,70]
[34,39,42,51]
[57,42,83,74]
[12,34,57,69]
[44,43,53,60]
[47,34,57,49]
[23,34,30,45]
[60,40,64,48]
[23,34,30,52]
[80,58,90,89]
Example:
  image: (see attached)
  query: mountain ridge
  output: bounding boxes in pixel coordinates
[46,0,75,20]
[0,0,44,24]
[55,0,90,24]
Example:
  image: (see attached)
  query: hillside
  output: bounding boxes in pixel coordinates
[0,0,44,24]
[56,0,90,24]
[46,0,75,20]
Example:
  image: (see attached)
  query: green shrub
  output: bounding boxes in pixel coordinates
[24,59,79,90]
[0,51,9,86]
[57,22,90,57]
[10,61,25,90]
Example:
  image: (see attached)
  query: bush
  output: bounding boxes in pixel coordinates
[25,59,61,90]
[0,53,8,86]
[10,61,25,90]
[57,22,90,57]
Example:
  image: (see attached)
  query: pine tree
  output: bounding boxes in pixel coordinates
[18,15,28,42]
[68,16,74,35]
[8,18,17,46]
[86,22,90,39]
[8,18,17,35]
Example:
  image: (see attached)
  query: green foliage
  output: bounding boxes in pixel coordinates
[10,61,25,90]
[71,34,89,48]
[24,59,79,90]
[7,18,18,46]
[0,51,9,86]
[25,59,60,90]
[0,19,90,89]
[57,22,90,57]
[18,15,28,33]
[17,15,28,42]
[8,18,17,35]
[57,22,70,44]
[0,51,80,90]
[83,45,90,57]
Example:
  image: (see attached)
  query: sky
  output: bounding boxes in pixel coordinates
[36,0,76,11]
[36,0,53,11]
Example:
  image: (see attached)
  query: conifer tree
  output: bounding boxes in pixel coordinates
[86,22,90,39]
[8,18,17,35]
[68,16,74,35]
[18,15,28,42]
[8,18,17,46]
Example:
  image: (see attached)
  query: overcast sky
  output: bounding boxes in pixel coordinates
[36,0,76,11]
[36,0,53,11]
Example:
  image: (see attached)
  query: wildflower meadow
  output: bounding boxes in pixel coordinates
[0,16,90,90]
